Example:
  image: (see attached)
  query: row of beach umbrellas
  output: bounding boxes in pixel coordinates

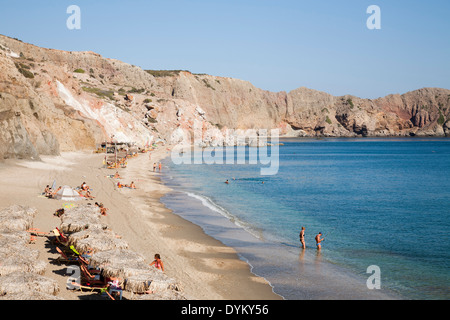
[0,205,61,300]
[60,204,185,299]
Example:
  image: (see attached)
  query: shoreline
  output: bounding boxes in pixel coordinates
[158,143,407,300]
[0,148,282,300]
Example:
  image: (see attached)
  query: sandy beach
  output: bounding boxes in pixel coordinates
[0,147,282,300]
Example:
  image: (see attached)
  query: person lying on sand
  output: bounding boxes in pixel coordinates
[127,181,136,189]
[85,189,94,200]
[95,202,108,215]
[114,171,121,179]
[44,185,52,197]
[81,182,89,191]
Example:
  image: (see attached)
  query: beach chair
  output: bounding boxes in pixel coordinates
[51,228,69,246]
[27,228,50,237]
[27,228,50,243]
[79,264,105,286]
[70,280,110,294]
[106,291,116,300]
[78,254,101,274]
[55,246,79,265]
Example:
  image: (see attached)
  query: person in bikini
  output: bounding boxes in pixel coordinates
[149,253,164,272]
[299,226,306,249]
[44,185,52,197]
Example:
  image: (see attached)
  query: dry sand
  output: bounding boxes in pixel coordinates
[0,148,282,300]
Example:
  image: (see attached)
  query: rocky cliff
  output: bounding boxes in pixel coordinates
[0,35,449,160]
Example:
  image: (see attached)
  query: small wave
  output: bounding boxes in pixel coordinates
[184,191,264,240]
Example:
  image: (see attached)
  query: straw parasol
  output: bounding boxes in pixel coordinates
[0,242,45,276]
[0,291,64,300]
[0,252,47,276]
[0,241,40,260]
[0,271,59,296]
[0,230,30,246]
[89,249,149,278]
[100,261,151,279]
[89,249,146,267]
[0,205,35,232]
[0,205,37,218]
[124,270,182,294]
[68,228,121,245]
[60,208,106,233]
[73,233,129,253]
[133,290,187,300]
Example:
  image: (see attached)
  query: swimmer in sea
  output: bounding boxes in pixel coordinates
[225,180,229,184]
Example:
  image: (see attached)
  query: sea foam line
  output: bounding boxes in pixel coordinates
[184,191,263,241]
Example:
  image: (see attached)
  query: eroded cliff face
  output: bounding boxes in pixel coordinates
[0,35,449,160]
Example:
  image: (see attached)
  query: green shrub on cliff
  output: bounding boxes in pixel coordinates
[82,86,115,100]
[14,62,34,79]
[438,112,445,125]
[347,99,354,109]
[74,68,85,73]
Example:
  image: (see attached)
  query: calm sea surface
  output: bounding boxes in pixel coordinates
[160,138,450,300]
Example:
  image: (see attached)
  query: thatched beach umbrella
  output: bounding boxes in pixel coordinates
[68,228,121,246]
[73,233,129,253]
[0,241,40,260]
[0,205,35,232]
[0,252,47,276]
[101,261,151,279]
[89,249,146,267]
[124,270,182,294]
[133,290,187,300]
[0,239,45,276]
[0,230,30,246]
[0,291,64,300]
[65,204,101,216]
[60,209,106,233]
[0,272,59,296]
[89,249,149,278]
[0,205,37,218]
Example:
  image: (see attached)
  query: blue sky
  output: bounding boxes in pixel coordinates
[0,0,449,98]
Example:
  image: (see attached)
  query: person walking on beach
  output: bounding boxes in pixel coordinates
[315,232,324,250]
[159,162,162,172]
[150,254,164,272]
[299,226,306,249]
[153,163,157,172]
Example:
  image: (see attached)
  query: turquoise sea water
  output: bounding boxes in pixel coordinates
[160,138,450,300]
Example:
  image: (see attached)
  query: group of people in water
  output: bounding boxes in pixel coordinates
[152,162,162,172]
[299,226,326,250]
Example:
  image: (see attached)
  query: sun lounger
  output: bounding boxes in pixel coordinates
[79,264,105,286]
[69,281,109,293]
[55,246,79,265]
[51,228,69,246]
[27,228,50,237]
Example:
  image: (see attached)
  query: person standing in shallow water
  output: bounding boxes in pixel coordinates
[315,232,324,250]
[299,226,306,249]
